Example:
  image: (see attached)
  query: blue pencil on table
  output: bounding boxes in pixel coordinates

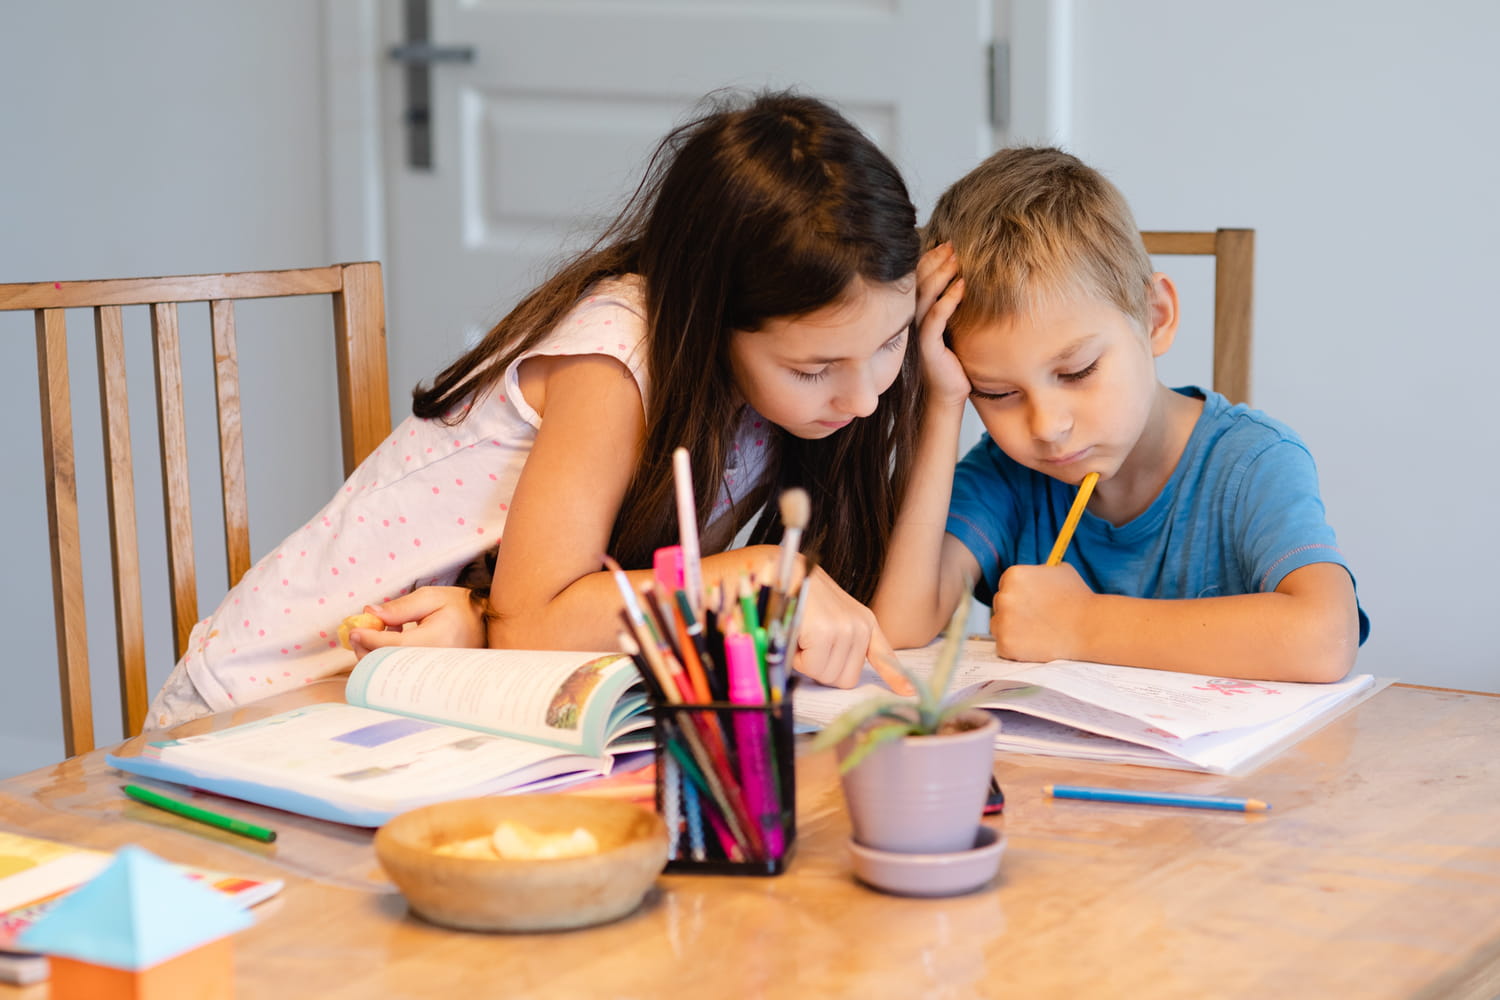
[1044,784,1271,813]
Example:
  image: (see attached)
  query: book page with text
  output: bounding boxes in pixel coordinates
[151,704,600,812]
[348,647,644,755]
[793,638,1377,774]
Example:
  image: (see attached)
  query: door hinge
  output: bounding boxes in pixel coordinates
[988,39,1010,132]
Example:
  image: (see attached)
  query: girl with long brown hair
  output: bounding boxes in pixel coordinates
[150,90,922,726]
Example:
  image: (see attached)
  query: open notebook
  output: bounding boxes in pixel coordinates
[795,639,1380,774]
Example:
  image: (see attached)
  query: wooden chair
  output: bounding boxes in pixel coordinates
[0,263,390,756]
[1140,229,1255,405]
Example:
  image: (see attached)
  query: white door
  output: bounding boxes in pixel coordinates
[367,0,994,401]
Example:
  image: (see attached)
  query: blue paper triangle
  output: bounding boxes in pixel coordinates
[16,846,252,970]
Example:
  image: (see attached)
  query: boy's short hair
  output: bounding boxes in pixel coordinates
[924,147,1154,335]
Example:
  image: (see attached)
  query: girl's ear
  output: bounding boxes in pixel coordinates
[1146,272,1181,358]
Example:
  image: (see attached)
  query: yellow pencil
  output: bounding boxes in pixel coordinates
[1045,471,1099,566]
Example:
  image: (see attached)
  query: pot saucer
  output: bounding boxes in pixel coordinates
[848,825,1005,897]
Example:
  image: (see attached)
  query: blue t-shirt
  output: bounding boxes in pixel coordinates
[946,387,1369,644]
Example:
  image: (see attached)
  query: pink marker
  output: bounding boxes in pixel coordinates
[653,545,684,594]
[724,632,783,860]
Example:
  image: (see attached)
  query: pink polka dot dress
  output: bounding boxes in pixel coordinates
[149,276,771,727]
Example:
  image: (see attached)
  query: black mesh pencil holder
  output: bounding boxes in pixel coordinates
[651,682,798,876]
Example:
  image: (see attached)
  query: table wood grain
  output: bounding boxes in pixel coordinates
[2,682,1498,999]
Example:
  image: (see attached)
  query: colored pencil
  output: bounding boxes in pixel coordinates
[660,752,684,860]
[669,600,713,703]
[616,627,667,703]
[610,511,795,865]
[631,579,759,855]
[738,573,761,636]
[603,554,651,634]
[1044,784,1271,813]
[680,774,708,861]
[123,783,278,842]
[674,589,725,701]
[667,717,765,857]
[1045,471,1099,566]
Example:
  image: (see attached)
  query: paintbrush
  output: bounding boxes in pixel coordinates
[767,487,810,626]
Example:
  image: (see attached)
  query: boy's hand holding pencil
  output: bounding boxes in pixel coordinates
[989,561,1095,663]
[990,471,1098,663]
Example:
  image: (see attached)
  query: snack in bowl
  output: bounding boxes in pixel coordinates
[337,611,384,650]
[492,821,599,860]
[432,822,600,861]
[375,794,669,932]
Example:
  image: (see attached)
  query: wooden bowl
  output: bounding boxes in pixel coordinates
[374,794,669,932]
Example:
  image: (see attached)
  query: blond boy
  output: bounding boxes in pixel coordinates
[874,147,1367,682]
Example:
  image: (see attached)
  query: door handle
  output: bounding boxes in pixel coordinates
[390,0,475,170]
[388,42,475,65]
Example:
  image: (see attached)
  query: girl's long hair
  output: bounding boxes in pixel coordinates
[412,90,921,602]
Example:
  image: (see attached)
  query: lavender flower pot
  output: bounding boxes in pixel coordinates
[837,710,999,855]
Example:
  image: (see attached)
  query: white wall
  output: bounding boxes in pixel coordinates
[1006,0,1499,692]
[0,2,342,775]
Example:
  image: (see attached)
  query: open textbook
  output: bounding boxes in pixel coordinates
[109,647,652,827]
[794,639,1381,774]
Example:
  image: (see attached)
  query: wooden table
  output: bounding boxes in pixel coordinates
[3,682,1499,1000]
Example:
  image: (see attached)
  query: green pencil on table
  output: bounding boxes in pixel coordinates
[123,783,279,842]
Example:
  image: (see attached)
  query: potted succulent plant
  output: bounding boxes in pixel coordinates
[810,598,999,855]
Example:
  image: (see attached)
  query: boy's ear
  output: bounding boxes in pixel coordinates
[1145,273,1180,357]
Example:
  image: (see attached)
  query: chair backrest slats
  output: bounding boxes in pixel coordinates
[209,299,252,590]
[7,262,390,757]
[1140,228,1255,406]
[34,307,95,755]
[0,267,346,310]
[94,305,151,739]
[1139,231,1218,255]
[332,261,390,478]
[1210,230,1254,408]
[150,301,198,663]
